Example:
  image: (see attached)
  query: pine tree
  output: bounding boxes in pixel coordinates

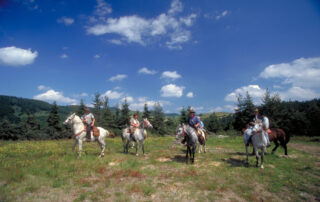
[152,102,166,135]
[77,99,86,116]
[92,93,103,125]
[142,103,151,119]
[114,103,121,129]
[47,101,62,139]
[120,98,130,127]
[179,107,188,124]
[101,96,115,129]
[233,92,255,130]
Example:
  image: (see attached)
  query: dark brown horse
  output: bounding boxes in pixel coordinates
[268,128,290,155]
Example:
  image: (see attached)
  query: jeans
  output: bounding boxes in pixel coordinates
[86,124,92,139]
[265,131,270,144]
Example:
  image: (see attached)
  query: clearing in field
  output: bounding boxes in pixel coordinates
[0,136,319,201]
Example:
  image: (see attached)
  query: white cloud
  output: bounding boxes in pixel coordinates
[225,84,265,103]
[94,0,112,19]
[102,90,123,99]
[0,46,38,66]
[87,0,197,49]
[109,74,127,82]
[34,89,77,105]
[161,84,184,97]
[161,71,181,80]
[216,10,228,20]
[57,17,74,26]
[129,99,171,111]
[260,57,320,88]
[94,54,100,59]
[37,85,51,91]
[138,67,157,75]
[60,54,68,59]
[122,96,134,103]
[280,86,319,101]
[186,92,194,98]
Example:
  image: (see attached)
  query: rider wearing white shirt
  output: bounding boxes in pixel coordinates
[130,113,140,140]
[261,112,271,147]
[81,107,95,141]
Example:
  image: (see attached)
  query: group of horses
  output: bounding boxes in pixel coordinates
[63,113,290,168]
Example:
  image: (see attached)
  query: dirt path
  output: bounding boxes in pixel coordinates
[289,143,320,157]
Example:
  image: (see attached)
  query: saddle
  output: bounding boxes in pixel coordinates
[197,129,206,145]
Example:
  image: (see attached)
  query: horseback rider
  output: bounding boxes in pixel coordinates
[249,108,270,147]
[198,116,204,131]
[244,122,254,146]
[261,111,271,147]
[129,113,140,141]
[81,107,95,141]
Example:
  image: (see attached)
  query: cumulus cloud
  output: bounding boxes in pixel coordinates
[87,0,197,49]
[225,85,265,103]
[260,57,320,88]
[129,98,171,111]
[138,67,157,75]
[102,90,123,99]
[37,85,51,91]
[186,92,194,98]
[34,89,77,105]
[161,71,181,80]
[0,46,38,66]
[57,17,74,26]
[109,74,127,82]
[280,86,319,101]
[122,96,134,103]
[94,54,100,59]
[161,84,184,97]
[259,57,320,101]
[94,0,112,19]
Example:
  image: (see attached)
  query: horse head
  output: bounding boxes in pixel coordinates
[176,123,185,140]
[142,118,153,129]
[63,113,76,125]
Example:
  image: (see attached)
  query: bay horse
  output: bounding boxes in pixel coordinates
[63,113,111,158]
[268,128,290,156]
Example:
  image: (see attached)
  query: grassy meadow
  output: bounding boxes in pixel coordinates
[0,135,319,201]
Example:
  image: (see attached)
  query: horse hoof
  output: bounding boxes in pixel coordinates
[261,165,264,169]
[136,154,139,156]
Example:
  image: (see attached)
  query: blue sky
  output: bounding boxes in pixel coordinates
[1,0,320,113]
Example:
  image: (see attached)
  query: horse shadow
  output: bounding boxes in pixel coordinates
[171,154,187,163]
[222,158,247,167]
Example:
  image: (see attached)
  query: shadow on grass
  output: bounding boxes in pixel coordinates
[222,158,246,167]
[171,155,186,163]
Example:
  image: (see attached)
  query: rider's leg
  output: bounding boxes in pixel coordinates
[86,124,92,140]
[265,131,271,146]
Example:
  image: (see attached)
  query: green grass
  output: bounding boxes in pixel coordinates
[0,135,319,201]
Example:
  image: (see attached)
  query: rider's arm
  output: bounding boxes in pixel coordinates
[91,118,95,126]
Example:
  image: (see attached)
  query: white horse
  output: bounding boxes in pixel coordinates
[121,118,153,156]
[63,113,110,158]
[176,124,198,163]
[176,124,206,154]
[244,122,267,169]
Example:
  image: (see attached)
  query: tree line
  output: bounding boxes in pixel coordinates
[203,90,320,136]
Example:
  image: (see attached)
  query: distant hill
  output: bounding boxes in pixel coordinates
[199,112,232,120]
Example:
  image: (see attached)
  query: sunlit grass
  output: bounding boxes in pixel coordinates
[0,135,319,201]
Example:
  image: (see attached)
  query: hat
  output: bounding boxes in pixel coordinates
[254,108,259,112]
[189,108,195,113]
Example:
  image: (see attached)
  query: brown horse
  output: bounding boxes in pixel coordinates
[268,128,290,156]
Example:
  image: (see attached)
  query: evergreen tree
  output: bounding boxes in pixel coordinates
[101,96,115,129]
[77,99,86,116]
[92,93,103,125]
[152,102,166,135]
[142,103,151,119]
[260,89,282,128]
[24,111,41,139]
[233,92,255,130]
[114,103,121,129]
[179,107,188,124]
[47,101,62,139]
[120,98,130,127]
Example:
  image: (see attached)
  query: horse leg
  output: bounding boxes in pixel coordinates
[280,139,288,156]
[141,141,145,155]
[99,139,105,158]
[72,139,78,152]
[245,145,249,165]
[186,146,190,163]
[192,145,196,164]
[255,147,259,167]
[135,141,139,156]
[198,142,201,153]
[204,142,206,153]
[272,140,279,154]
[261,148,265,169]
[78,139,83,157]
[125,141,129,154]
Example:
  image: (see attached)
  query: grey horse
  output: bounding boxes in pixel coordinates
[121,118,153,156]
[245,122,267,169]
[176,124,198,163]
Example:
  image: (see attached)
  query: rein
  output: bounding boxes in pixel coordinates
[73,130,85,137]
